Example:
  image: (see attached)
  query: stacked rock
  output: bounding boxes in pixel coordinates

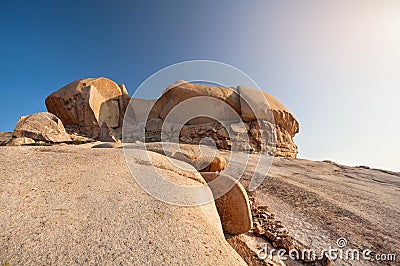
[249,195,296,252]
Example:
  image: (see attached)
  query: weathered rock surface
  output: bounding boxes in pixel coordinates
[1,138,399,264]
[128,98,159,122]
[124,81,299,158]
[201,172,252,235]
[99,122,121,143]
[141,149,207,185]
[129,142,400,264]
[155,81,242,123]
[0,145,247,265]
[221,152,400,265]
[45,77,130,140]
[138,142,227,172]
[0,132,12,145]
[200,155,226,172]
[45,78,298,156]
[107,142,250,235]
[237,86,299,157]
[8,137,36,146]
[12,112,71,143]
[145,142,399,264]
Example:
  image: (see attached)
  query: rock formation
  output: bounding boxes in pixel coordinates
[10,112,71,145]
[125,81,299,158]
[237,86,299,158]
[201,172,252,235]
[45,77,130,141]
[45,77,299,157]
[123,142,253,235]
[8,137,36,146]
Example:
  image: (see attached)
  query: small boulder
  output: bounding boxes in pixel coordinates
[200,172,252,235]
[200,156,227,172]
[0,132,12,146]
[253,222,265,236]
[13,112,71,143]
[8,137,36,146]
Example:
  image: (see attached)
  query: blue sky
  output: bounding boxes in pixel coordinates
[1,0,399,171]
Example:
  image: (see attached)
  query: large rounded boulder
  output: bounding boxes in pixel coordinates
[133,81,300,158]
[45,77,130,139]
[154,81,242,125]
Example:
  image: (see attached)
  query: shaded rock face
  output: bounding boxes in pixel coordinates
[45,77,130,140]
[155,81,242,124]
[125,81,299,158]
[237,86,299,158]
[11,112,71,144]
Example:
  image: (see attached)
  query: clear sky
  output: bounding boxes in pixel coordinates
[1,0,399,171]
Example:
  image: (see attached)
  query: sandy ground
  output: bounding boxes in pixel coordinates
[0,144,246,265]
